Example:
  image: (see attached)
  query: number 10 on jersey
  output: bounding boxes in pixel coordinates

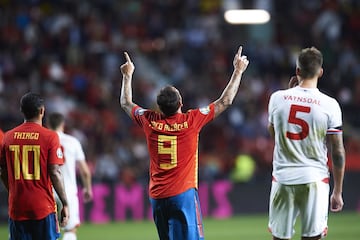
[9,145,41,180]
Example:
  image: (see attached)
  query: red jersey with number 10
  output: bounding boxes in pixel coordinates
[0,122,64,220]
[132,104,215,199]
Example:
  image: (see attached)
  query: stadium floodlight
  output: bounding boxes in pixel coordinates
[224,9,270,24]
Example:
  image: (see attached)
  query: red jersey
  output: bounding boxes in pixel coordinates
[132,104,215,199]
[0,122,64,220]
[0,129,4,144]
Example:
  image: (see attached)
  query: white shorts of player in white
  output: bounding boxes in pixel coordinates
[268,179,330,239]
[64,193,81,231]
[55,190,81,232]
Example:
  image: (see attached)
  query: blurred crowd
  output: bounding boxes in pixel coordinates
[0,0,359,185]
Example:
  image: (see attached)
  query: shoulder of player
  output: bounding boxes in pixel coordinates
[42,126,61,139]
[316,90,340,106]
[188,103,213,114]
[318,90,337,100]
[133,107,152,116]
[60,132,81,144]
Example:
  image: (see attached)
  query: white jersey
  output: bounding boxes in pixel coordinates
[268,86,343,184]
[57,131,86,195]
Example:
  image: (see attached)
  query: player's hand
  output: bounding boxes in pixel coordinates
[288,76,299,88]
[83,188,93,203]
[233,46,249,73]
[60,205,69,227]
[330,192,344,212]
[120,52,135,76]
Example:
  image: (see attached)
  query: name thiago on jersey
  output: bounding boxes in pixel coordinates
[13,132,40,140]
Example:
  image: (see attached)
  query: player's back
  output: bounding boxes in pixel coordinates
[269,86,342,184]
[57,131,85,195]
[1,122,62,220]
[132,105,214,198]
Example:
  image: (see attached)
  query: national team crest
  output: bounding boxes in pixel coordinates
[199,106,210,115]
[135,108,146,116]
[56,147,63,159]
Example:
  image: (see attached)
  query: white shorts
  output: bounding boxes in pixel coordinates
[64,193,80,231]
[55,191,80,231]
[268,179,329,239]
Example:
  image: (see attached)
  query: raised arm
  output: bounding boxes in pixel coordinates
[119,52,136,117]
[213,46,249,118]
[327,134,346,212]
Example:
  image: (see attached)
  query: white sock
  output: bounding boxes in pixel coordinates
[62,232,77,240]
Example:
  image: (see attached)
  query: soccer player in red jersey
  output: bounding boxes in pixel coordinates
[0,92,69,240]
[120,47,249,240]
[0,129,4,143]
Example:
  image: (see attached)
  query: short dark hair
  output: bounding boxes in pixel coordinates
[156,86,180,116]
[47,112,65,130]
[20,92,44,120]
[297,47,323,79]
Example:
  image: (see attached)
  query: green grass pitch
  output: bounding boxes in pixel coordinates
[0,211,358,239]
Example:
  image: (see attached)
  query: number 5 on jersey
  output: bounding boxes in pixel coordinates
[286,104,311,140]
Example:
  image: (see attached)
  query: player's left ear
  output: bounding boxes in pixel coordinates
[318,68,323,78]
[176,102,183,112]
[39,106,45,116]
[178,94,183,108]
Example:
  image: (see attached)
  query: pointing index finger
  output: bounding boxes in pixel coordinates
[124,52,132,63]
[237,46,243,56]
